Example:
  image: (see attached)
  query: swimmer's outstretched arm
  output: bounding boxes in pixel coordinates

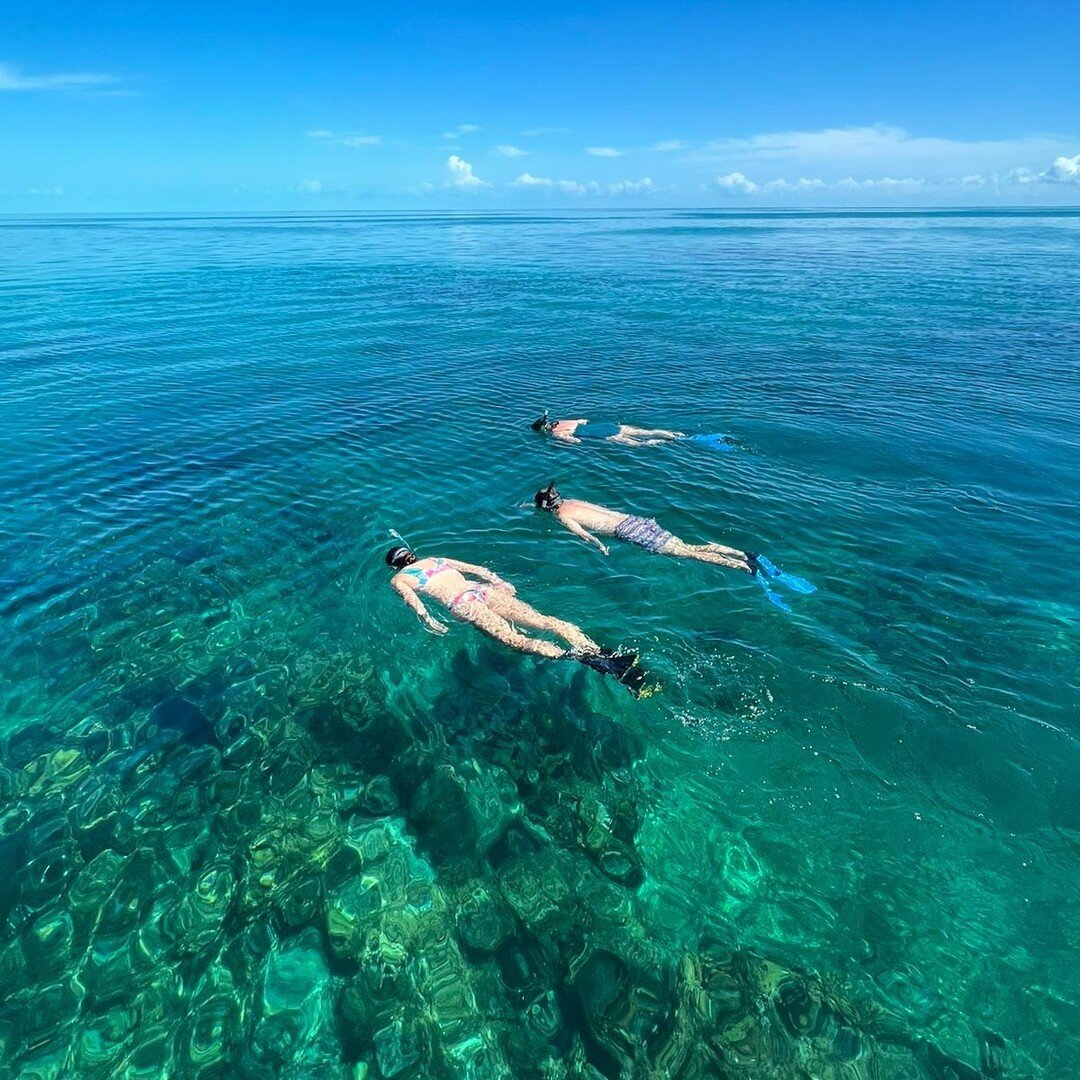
[391,578,448,635]
[558,516,610,555]
[442,559,516,593]
[551,430,582,443]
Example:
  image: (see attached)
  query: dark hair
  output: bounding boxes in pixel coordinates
[531,416,550,431]
[534,483,561,510]
[385,546,417,569]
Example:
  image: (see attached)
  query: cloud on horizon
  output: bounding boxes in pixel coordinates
[447,155,489,189]
[708,150,1080,197]
[586,146,623,158]
[493,144,529,157]
[513,173,656,196]
[689,124,1076,183]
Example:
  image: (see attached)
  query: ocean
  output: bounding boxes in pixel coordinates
[1,209,1077,1079]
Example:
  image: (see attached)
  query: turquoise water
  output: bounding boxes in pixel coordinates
[1,209,1077,1079]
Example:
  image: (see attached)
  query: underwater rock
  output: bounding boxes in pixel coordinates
[73,1003,138,1075]
[27,747,92,796]
[160,860,236,958]
[363,774,400,815]
[571,947,674,1076]
[373,1017,425,1078]
[277,875,324,929]
[21,907,75,985]
[409,761,520,864]
[251,927,334,1069]
[443,1032,514,1080]
[178,950,242,1072]
[922,1041,985,1080]
[69,780,121,861]
[171,539,216,566]
[496,847,572,937]
[0,827,30,924]
[978,1029,1008,1078]
[455,886,515,955]
[774,975,825,1038]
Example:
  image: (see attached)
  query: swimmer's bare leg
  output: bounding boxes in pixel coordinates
[457,601,566,658]
[485,592,598,652]
[661,538,752,572]
[621,426,685,440]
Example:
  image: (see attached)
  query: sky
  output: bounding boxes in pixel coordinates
[2,0,1079,211]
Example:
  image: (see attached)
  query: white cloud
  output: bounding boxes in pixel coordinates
[494,144,529,157]
[761,177,827,193]
[28,186,64,197]
[1041,153,1080,184]
[298,180,324,195]
[522,126,570,137]
[710,172,929,196]
[606,177,655,195]
[512,173,552,187]
[308,129,381,147]
[447,155,489,189]
[0,61,116,91]
[713,171,758,194]
[652,140,684,152]
[689,124,1075,182]
[442,123,481,139]
[512,174,656,197]
[836,176,927,192]
[586,146,623,158]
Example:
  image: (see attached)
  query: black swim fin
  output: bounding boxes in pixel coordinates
[574,648,651,697]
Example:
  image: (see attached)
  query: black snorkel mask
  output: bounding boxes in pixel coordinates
[385,545,416,569]
[534,481,562,511]
[531,409,555,433]
[385,528,417,569]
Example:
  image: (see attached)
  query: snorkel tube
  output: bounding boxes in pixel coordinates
[531,409,552,432]
[385,528,418,569]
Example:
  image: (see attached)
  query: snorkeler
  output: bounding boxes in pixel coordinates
[385,546,650,695]
[531,413,734,450]
[532,484,815,610]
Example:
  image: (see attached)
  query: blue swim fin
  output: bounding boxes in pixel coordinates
[684,433,736,451]
[753,572,792,612]
[753,554,816,595]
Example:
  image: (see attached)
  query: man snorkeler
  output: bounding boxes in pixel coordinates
[531,413,733,450]
[532,483,815,610]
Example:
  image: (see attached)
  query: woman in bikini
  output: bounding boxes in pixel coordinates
[384,546,649,694]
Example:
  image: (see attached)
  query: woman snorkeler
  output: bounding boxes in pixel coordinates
[384,545,651,696]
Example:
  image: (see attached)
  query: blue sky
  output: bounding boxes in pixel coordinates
[2,1,1079,210]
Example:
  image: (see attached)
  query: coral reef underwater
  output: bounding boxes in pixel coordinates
[0,630,1003,1079]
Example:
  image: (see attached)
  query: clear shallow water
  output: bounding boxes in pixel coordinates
[1,209,1078,1079]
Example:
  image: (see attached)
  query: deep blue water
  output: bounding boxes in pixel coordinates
[1,210,1078,1078]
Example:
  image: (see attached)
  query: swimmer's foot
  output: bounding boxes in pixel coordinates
[748,553,816,594]
[682,433,736,451]
[569,647,653,698]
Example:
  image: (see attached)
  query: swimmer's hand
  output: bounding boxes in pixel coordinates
[423,617,449,635]
[600,544,610,556]
[492,577,516,595]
